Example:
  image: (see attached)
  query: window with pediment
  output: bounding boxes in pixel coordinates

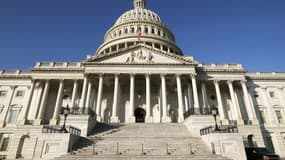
[0,105,4,114]
[0,133,12,151]
[0,90,8,97]
[273,105,284,124]
[16,90,25,97]
[7,105,22,124]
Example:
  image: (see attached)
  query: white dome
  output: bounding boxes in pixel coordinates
[115,8,164,26]
[95,0,183,57]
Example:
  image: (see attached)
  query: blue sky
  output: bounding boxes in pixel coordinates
[0,0,284,72]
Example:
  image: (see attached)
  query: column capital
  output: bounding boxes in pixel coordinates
[227,80,234,85]
[213,79,220,84]
[260,86,267,90]
[160,74,166,78]
[98,73,104,78]
[9,85,16,90]
[175,74,182,78]
[145,73,151,78]
[240,79,247,84]
[190,74,197,79]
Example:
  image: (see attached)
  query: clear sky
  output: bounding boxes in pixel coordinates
[0,0,284,72]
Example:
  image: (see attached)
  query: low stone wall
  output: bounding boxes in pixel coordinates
[1,126,81,160]
[201,133,247,160]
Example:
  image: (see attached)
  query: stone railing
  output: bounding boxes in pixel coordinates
[0,70,31,75]
[42,125,81,136]
[183,108,212,119]
[34,62,82,68]
[200,125,238,136]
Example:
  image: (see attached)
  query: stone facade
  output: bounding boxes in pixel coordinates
[0,0,285,159]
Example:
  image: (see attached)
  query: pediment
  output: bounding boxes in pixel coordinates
[86,45,194,64]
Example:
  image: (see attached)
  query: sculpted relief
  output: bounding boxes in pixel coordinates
[126,49,153,63]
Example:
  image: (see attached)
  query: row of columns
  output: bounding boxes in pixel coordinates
[17,75,258,125]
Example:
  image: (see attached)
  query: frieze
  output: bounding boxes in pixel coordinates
[125,49,153,63]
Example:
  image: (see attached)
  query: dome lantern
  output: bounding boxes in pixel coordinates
[134,0,146,9]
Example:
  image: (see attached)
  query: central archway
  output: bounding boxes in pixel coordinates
[135,108,146,123]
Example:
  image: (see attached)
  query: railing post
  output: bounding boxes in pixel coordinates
[116,142,119,155]
[93,143,96,155]
[141,144,144,155]
[166,143,169,155]
[190,143,193,155]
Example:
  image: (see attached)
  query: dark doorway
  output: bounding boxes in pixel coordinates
[135,108,146,123]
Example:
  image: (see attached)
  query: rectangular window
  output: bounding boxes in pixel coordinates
[0,91,8,97]
[0,134,11,151]
[16,90,25,97]
[259,111,266,124]
[275,111,284,124]
[7,110,18,124]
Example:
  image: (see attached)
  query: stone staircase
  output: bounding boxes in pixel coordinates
[55,123,231,160]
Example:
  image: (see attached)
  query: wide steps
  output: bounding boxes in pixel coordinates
[55,123,231,160]
[55,155,230,160]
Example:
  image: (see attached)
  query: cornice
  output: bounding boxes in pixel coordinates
[246,72,285,80]
[31,68,84,72]
[83,62,196,67]
[197,68,246,73]
[0,75,32,79]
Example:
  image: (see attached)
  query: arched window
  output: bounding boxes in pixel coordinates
[151,28,155,34]
[131,27,135,33]
[137,27,142,33]
[144,27,148,34]
[158,29,161,36]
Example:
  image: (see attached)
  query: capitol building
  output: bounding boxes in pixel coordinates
[0,0,285,159]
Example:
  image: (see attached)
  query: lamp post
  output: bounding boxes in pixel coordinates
[61,105,70,133]
[211,107,220,131]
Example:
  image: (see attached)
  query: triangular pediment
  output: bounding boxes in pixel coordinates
[86,45,194,64]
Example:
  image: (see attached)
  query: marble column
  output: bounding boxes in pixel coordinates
[227,80,243,124]
[96,74,104,122]
[201,82,209,114]
[161,74,170,122]
[34,80,50,125]
[111,74,119,123]
[145,74,153,123]
[85,80,93,114]
[191,75,200,114]
[261,87,277,126]
[79,77,88,114]
[128,74,135,123]
[176,75,184,122]
[50,80,64,125]
[70,80,79,112]
[0,86,16,127]
[187,82,194,113]
[19,80,36,125]
[241,80,258,124]
[214,80,226,120]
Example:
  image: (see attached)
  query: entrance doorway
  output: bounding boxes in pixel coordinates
[135,108,146,123]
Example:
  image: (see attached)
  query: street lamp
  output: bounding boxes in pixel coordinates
[211,107,220,131]
[61,105,70,133]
